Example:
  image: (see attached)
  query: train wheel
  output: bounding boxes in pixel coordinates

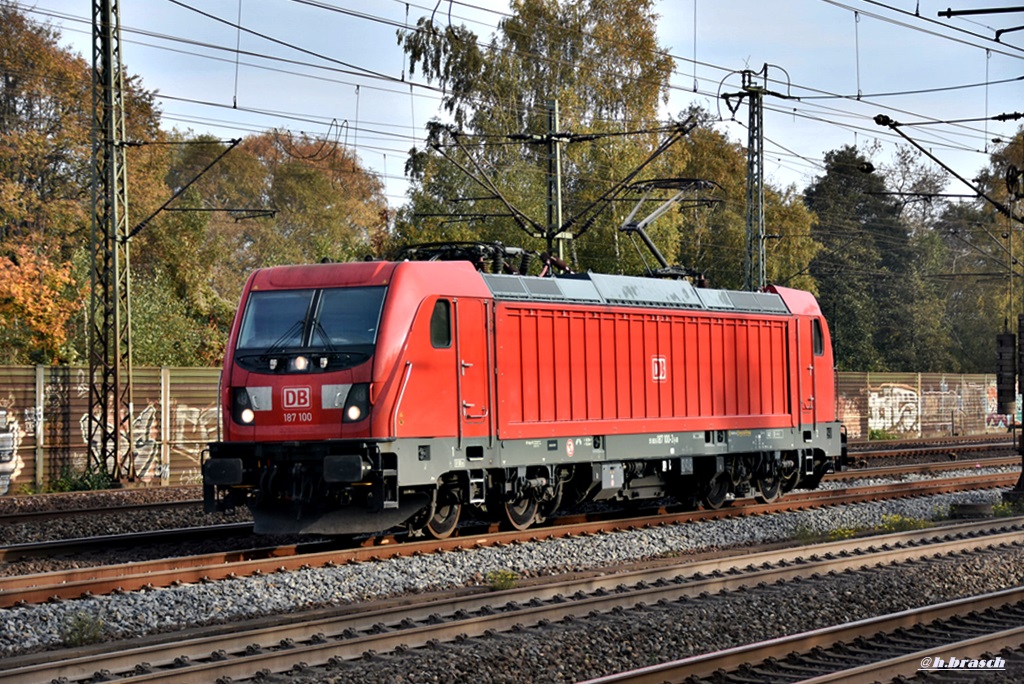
[754,471,781,504]
[504,495,539,530]
[702,472,730,510]
[425,501,462,539]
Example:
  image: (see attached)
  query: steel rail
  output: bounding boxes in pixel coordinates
[826,455,1020,480]
[4,518,1023,683]
[800,626,1024,683]
[0,522,254,563]
[847,434,1013,453]
[0,498,203,526]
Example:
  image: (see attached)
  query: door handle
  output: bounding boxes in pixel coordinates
[462,401,489,420]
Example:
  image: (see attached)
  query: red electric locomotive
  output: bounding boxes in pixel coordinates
[204,258,845,536]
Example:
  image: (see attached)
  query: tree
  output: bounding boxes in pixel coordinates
[0,2,91,250]
[0,2,168,364]
[128,130,388,365]
[0,3,387,366]
[930,128,1024,372]
[396,0,677,274]
[879,146,957,372]
[932,200,1007,372]
[805,146,900,371]
[804,145,957,372]
[0,241,79,363]
[397,4,822,291]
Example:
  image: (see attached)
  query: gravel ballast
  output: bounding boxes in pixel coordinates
[268,543,1024,684]
[0,486,1015,664]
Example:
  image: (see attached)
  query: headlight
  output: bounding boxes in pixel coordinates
[343,383,370,423]
[290,355,309,372]
[232,388,255,425]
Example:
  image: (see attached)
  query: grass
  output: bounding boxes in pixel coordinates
[60,611,107,647]
[794,513,933,544]
[993,501,1024,517]
[484,569,519,591]
[44,466,115,493]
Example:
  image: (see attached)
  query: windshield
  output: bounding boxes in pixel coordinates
[315,287,385,346]
[237,286,386,352]
[237,289,313,349]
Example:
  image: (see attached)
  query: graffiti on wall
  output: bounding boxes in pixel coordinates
[0,397,217,495]
[169,400,218,485]
[867,383,920,435]
[0,401,24,496]
[77,406,161,484]
[837,395,863,440]
[983,383,1020,428]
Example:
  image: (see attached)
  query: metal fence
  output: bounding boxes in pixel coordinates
[0,367,1013,495]
[0,366,219,494]
[836,372,1012,440]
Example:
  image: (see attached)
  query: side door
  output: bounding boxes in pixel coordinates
[455,298,493,441]
[796,317,817,426]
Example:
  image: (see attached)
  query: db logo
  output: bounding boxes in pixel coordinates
[651,355,667,383]
[283,386,311,409]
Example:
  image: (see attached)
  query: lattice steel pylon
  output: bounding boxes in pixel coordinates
[723,65,793,292]
[743,70,766,293]
[87,0,135,482]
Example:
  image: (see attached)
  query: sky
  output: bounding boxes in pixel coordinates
[20,1,1024,208]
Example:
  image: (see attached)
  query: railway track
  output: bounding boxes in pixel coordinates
[0,498,203,526]
[847,434,1017,466]
[826,455,1021,481]
[0,469,1017,608]
[4,515,1023,683]
[0,435,1010,535]
[0,486,200,518]
[847,433,1014,453]
[584,588,1024,683]
[2,455,1013,564]
[0,522,255,563]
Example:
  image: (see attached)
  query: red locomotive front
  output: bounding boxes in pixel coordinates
[204,260,845,536]
[204,260,491,534]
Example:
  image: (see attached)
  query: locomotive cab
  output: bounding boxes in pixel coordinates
[203,260,492,534]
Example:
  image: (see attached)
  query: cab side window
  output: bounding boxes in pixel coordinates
[430,299,452,348]
[812,319,824,356]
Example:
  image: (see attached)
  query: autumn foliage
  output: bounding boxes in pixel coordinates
[0,5,384,365]
[0,242,80,362]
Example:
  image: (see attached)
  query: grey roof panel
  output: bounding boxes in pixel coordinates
[550,277,603,302]
[482,274,530,298]
[696,288,735,309]
[482,271,790,315]
[588,272,702,308]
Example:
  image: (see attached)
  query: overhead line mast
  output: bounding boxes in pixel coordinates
[723,64,795,292]
[88,0,135,482]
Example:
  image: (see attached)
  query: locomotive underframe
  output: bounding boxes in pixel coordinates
[204,422,845,535]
